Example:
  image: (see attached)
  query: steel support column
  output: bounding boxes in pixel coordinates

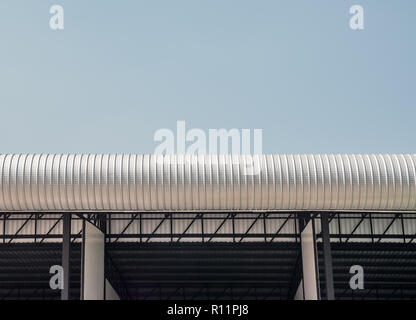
[297,214,320,300]
[98,213,107,300]
[61,213,71,300]
[321,213,335,300]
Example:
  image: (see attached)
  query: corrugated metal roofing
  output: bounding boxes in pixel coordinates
[2,242,416,300]
[0,154,415,212]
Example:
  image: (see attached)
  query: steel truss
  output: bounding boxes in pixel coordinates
[0,212,299,243]
[1,212,416,243]
[2,212,416,300]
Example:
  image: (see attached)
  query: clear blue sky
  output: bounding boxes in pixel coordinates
[0,1,415,154]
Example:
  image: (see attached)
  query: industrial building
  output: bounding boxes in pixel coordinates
[1,154,415,300]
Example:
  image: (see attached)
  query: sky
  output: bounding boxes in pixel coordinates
[0,0,415,154]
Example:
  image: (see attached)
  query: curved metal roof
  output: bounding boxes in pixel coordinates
[0,154,415,212]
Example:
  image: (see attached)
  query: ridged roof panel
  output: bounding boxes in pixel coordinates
[0,154,415,212]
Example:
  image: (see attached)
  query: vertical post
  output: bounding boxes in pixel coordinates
[321,213,335,300]
[98,213,107,300]
[81,219,105,300]
[61,213,71,300]
[299,217,320,300]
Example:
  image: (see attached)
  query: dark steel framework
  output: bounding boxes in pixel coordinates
[1,212,416,300]
[2,212,416,243]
